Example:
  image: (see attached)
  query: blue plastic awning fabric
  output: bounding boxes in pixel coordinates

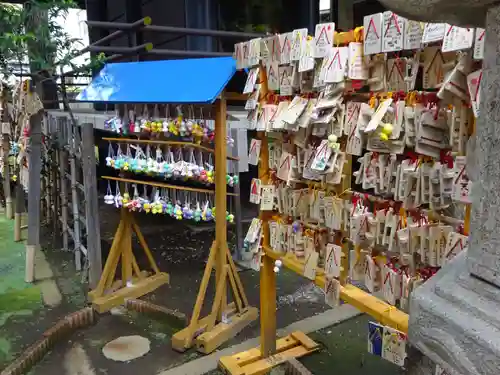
[76,56,236,104]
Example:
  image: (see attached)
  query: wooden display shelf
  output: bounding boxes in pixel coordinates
[102,175,239,196]
[102,137,240,161]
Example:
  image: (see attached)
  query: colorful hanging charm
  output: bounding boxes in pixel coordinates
[106,142,115,167]
[328,134,341,150]
[182,193,194,220]
[104,182,114,204]
[114,182,123,208]
[379,123,393,141]
[122,184,130,206]
[205,154,214,184]
[114,144,124,169]
[151,188,162,214]
[194,199,202,222]
[174,201,183,220]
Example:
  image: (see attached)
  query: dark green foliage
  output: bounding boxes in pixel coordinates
[0,0,103,80]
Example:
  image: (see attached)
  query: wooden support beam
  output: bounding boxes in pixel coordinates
[1,89,12,219]
[81,123,103,289]
[14,183,25,242]
[215,96,228,320]
[26,111,43,283]
[68,121,82,271]
[255,64,278,357]
[51,147,60,235]
[263,246,409,333]
[59,141,69,251]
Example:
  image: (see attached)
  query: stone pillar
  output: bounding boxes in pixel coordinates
[467,5,500,288]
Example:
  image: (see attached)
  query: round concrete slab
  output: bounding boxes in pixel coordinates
[102,335,151,362]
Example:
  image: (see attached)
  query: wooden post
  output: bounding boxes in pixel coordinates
[68,122,82,271]
[14,183,25,242]
[59,136,69,251]
[26,111,43,283]
[2,134,12,219]
[215,95,228,318]
[1,97,13,219]
[51,147,60,234]
[44,122,51,224]
[40,160,46,223]
[256,65,277,356]
[81,122,102,289]
[258,133,277,356]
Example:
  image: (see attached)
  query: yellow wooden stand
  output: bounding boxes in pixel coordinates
[172,95,257,354]
[88,207,170,313]
[219,28,410,374]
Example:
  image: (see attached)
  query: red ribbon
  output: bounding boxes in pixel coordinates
[352,194,360,207]
[440,150,454,169]
[408,208,425,223]
[458,223,465,235]
[391,201,403,213]
[351,80,364,90]
[405,151,419,164]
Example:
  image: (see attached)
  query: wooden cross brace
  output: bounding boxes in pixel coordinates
[172,240,258,354]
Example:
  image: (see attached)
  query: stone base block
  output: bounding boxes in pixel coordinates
[409,250,500,375]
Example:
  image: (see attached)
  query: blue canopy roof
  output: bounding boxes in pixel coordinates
[76,57,236,104]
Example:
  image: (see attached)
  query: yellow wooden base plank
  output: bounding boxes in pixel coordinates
[90,273,170,313]
[171,302,237,352]
[195,306,259,354]
[263,246,409,333]
[88,271,150,301]
[290,331,319,350]
[230,335,300,367]
[238,346,316,375]
[219,355,244,375]
[219,332,319,375]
